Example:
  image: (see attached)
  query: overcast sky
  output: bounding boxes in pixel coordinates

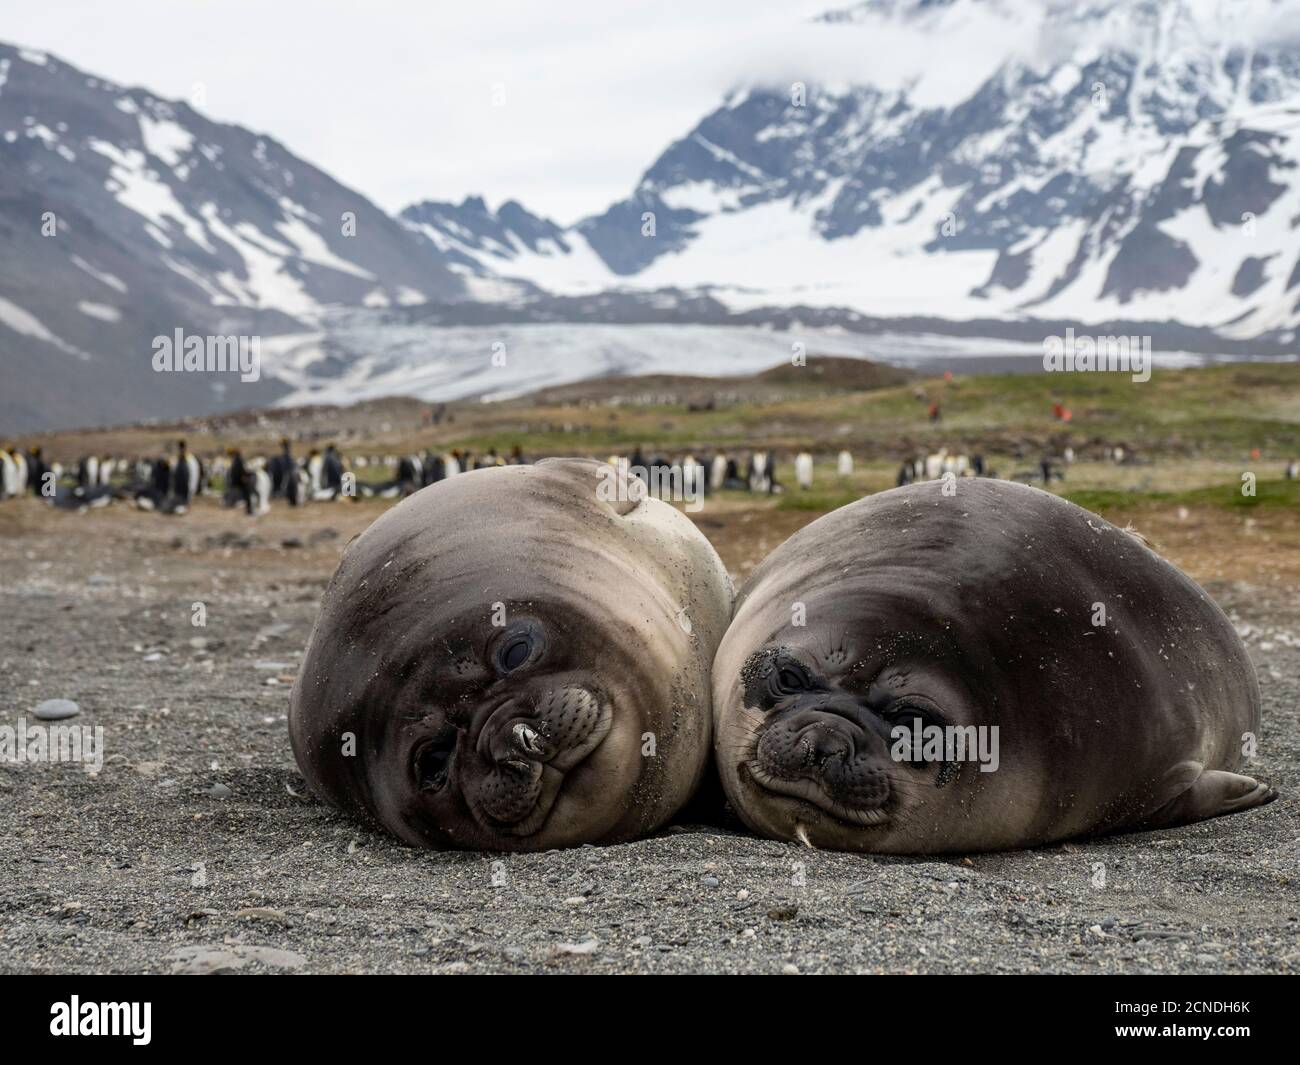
[3,0,840,223]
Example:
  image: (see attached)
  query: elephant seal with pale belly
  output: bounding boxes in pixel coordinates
[713,479,1274,853]
[290,458,732,850]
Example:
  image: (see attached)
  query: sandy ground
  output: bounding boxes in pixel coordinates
[1,488,1297,975]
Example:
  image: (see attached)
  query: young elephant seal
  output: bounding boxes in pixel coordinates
[713,479,1274,853]
[290,458,732,850]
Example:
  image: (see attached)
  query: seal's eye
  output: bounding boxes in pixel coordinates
[882,705,926,732]
[493,619,544,674]
[499,636,532,672]
[414,733,456,792]
[778,668,806,692]
[767,660,812,701]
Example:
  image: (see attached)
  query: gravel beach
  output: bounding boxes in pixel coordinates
[1,496,1296,975]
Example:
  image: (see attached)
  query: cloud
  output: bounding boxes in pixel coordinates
[4,0,1297,224]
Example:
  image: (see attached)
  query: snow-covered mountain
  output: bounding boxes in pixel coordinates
[401,197,610,297]
[5,1,1300,432]
[0,41,467,430]
[407,0,1300,342]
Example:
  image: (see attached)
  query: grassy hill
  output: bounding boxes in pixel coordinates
[12,359,1299,488]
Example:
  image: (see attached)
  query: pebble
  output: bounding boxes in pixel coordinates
[701,875,720,887]
[32,699,80,721]
[234,906,288,925]
[241,947,307,970]
[205,783,232,800]
[168,945,307,972]
[168,947,246,974]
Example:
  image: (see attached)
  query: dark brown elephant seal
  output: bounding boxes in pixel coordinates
[713,479,1274,853]
[290,458,732,850]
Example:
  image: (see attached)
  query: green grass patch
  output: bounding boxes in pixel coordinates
[1065,477,1300,512]
[772,477,1299,516]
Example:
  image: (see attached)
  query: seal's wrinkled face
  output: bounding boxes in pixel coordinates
[722,628,974,851]
[385,608,640,850]
[291,458,733,852]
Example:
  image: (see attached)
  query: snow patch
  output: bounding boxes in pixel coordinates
[88,139,215,253]
[0,297,90,359]
[197,203,324,320]
[139,115,195,167]
[70,255,128,294]
[272,216,376,280]
[77,301,122,323]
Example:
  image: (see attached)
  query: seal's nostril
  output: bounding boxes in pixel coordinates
[799,726,848,770]
[512,721,543,756]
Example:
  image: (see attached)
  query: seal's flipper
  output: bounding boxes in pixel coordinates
[1142,762,1277,829]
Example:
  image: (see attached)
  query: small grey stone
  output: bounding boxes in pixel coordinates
[701,875,720,887]
[168,947,247,974]
[205,783,232,800]
[241,946,307,970]
[33,699,80,720]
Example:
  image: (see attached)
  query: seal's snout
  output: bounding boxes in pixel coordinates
[751,702,892,827]
[466,684,615,835]
[757,711,873,779]
[478,685,611,769]
[796,721,852,769]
